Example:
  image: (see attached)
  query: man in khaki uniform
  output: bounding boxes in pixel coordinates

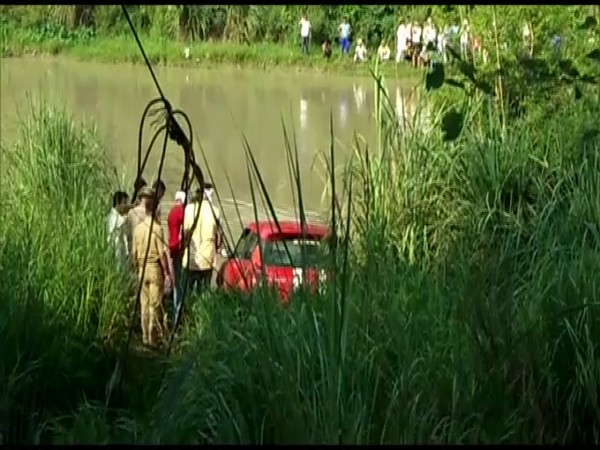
[182,184,221,295]
[127,186,151,254]
[131,187,173,348]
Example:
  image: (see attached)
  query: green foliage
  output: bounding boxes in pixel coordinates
[28,43,600,443]
[2,5,597,49]
[429,7,599,126]
[0,101,134,443]
[2,4,600,445]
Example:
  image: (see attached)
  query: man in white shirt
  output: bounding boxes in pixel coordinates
[182,183,221,300]
[299,15,311,54]
[396,19,408,63]
[377,41,391,62]
[353,38,367,63]
[107,190,130,265]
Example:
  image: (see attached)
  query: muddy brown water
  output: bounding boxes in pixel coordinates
[1,56,419,242]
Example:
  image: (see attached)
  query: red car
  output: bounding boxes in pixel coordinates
[216,220,331,303]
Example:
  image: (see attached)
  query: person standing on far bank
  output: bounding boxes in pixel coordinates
[182,184,221,298]
[300,14,311,55]
[396,19,409,63]
[131,187,172,348]
[339,18,351,55]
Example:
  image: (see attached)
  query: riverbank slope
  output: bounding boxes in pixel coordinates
[2,34,421,79]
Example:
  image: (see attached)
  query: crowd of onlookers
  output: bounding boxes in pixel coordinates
[179,14,579,69]
[106,178,223,350]
[296,15,557,68]
[305,15,489,68]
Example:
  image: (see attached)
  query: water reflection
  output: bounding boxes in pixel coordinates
[339,93,349,126]
[300,96,308,130]
[353,83,366,112]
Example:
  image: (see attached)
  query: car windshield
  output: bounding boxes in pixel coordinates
[262,237,327,268]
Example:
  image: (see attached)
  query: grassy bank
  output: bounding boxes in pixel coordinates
[2,6,595,77]
[1,32,420,79]
[3,49,600,443]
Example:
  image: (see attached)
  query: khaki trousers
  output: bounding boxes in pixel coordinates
[138,267,168,346]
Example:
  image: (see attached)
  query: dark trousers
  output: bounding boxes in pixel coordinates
[301,36,309,54]
[186,269,212,295]
[171,252,183,323]
[177,269,212,324]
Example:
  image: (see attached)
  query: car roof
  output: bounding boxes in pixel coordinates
[246,220,330,240]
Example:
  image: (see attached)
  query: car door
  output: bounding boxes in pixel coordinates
[220,228,260,292]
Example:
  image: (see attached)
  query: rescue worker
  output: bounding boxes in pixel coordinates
[126,183,153,254]
[131,187,173,348]
[182,183,221,297]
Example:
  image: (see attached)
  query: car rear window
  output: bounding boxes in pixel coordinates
[262,237,327,268]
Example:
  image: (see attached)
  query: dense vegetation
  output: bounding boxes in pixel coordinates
[1,5,598,45]
[1,5,597,74]
[2,4,600,445]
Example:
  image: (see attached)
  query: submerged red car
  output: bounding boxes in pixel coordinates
[216,220,331,302]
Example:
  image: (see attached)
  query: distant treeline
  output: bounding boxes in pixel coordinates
[1,5,597,46]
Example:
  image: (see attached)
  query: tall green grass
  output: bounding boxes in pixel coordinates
[0,101,136,443]
[4,54,600,444]
[137,65,600,444]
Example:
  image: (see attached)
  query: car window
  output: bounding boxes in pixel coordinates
[262,237,327,268]
[233,228,259,259]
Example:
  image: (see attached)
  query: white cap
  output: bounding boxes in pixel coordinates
[174,191,186,203]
